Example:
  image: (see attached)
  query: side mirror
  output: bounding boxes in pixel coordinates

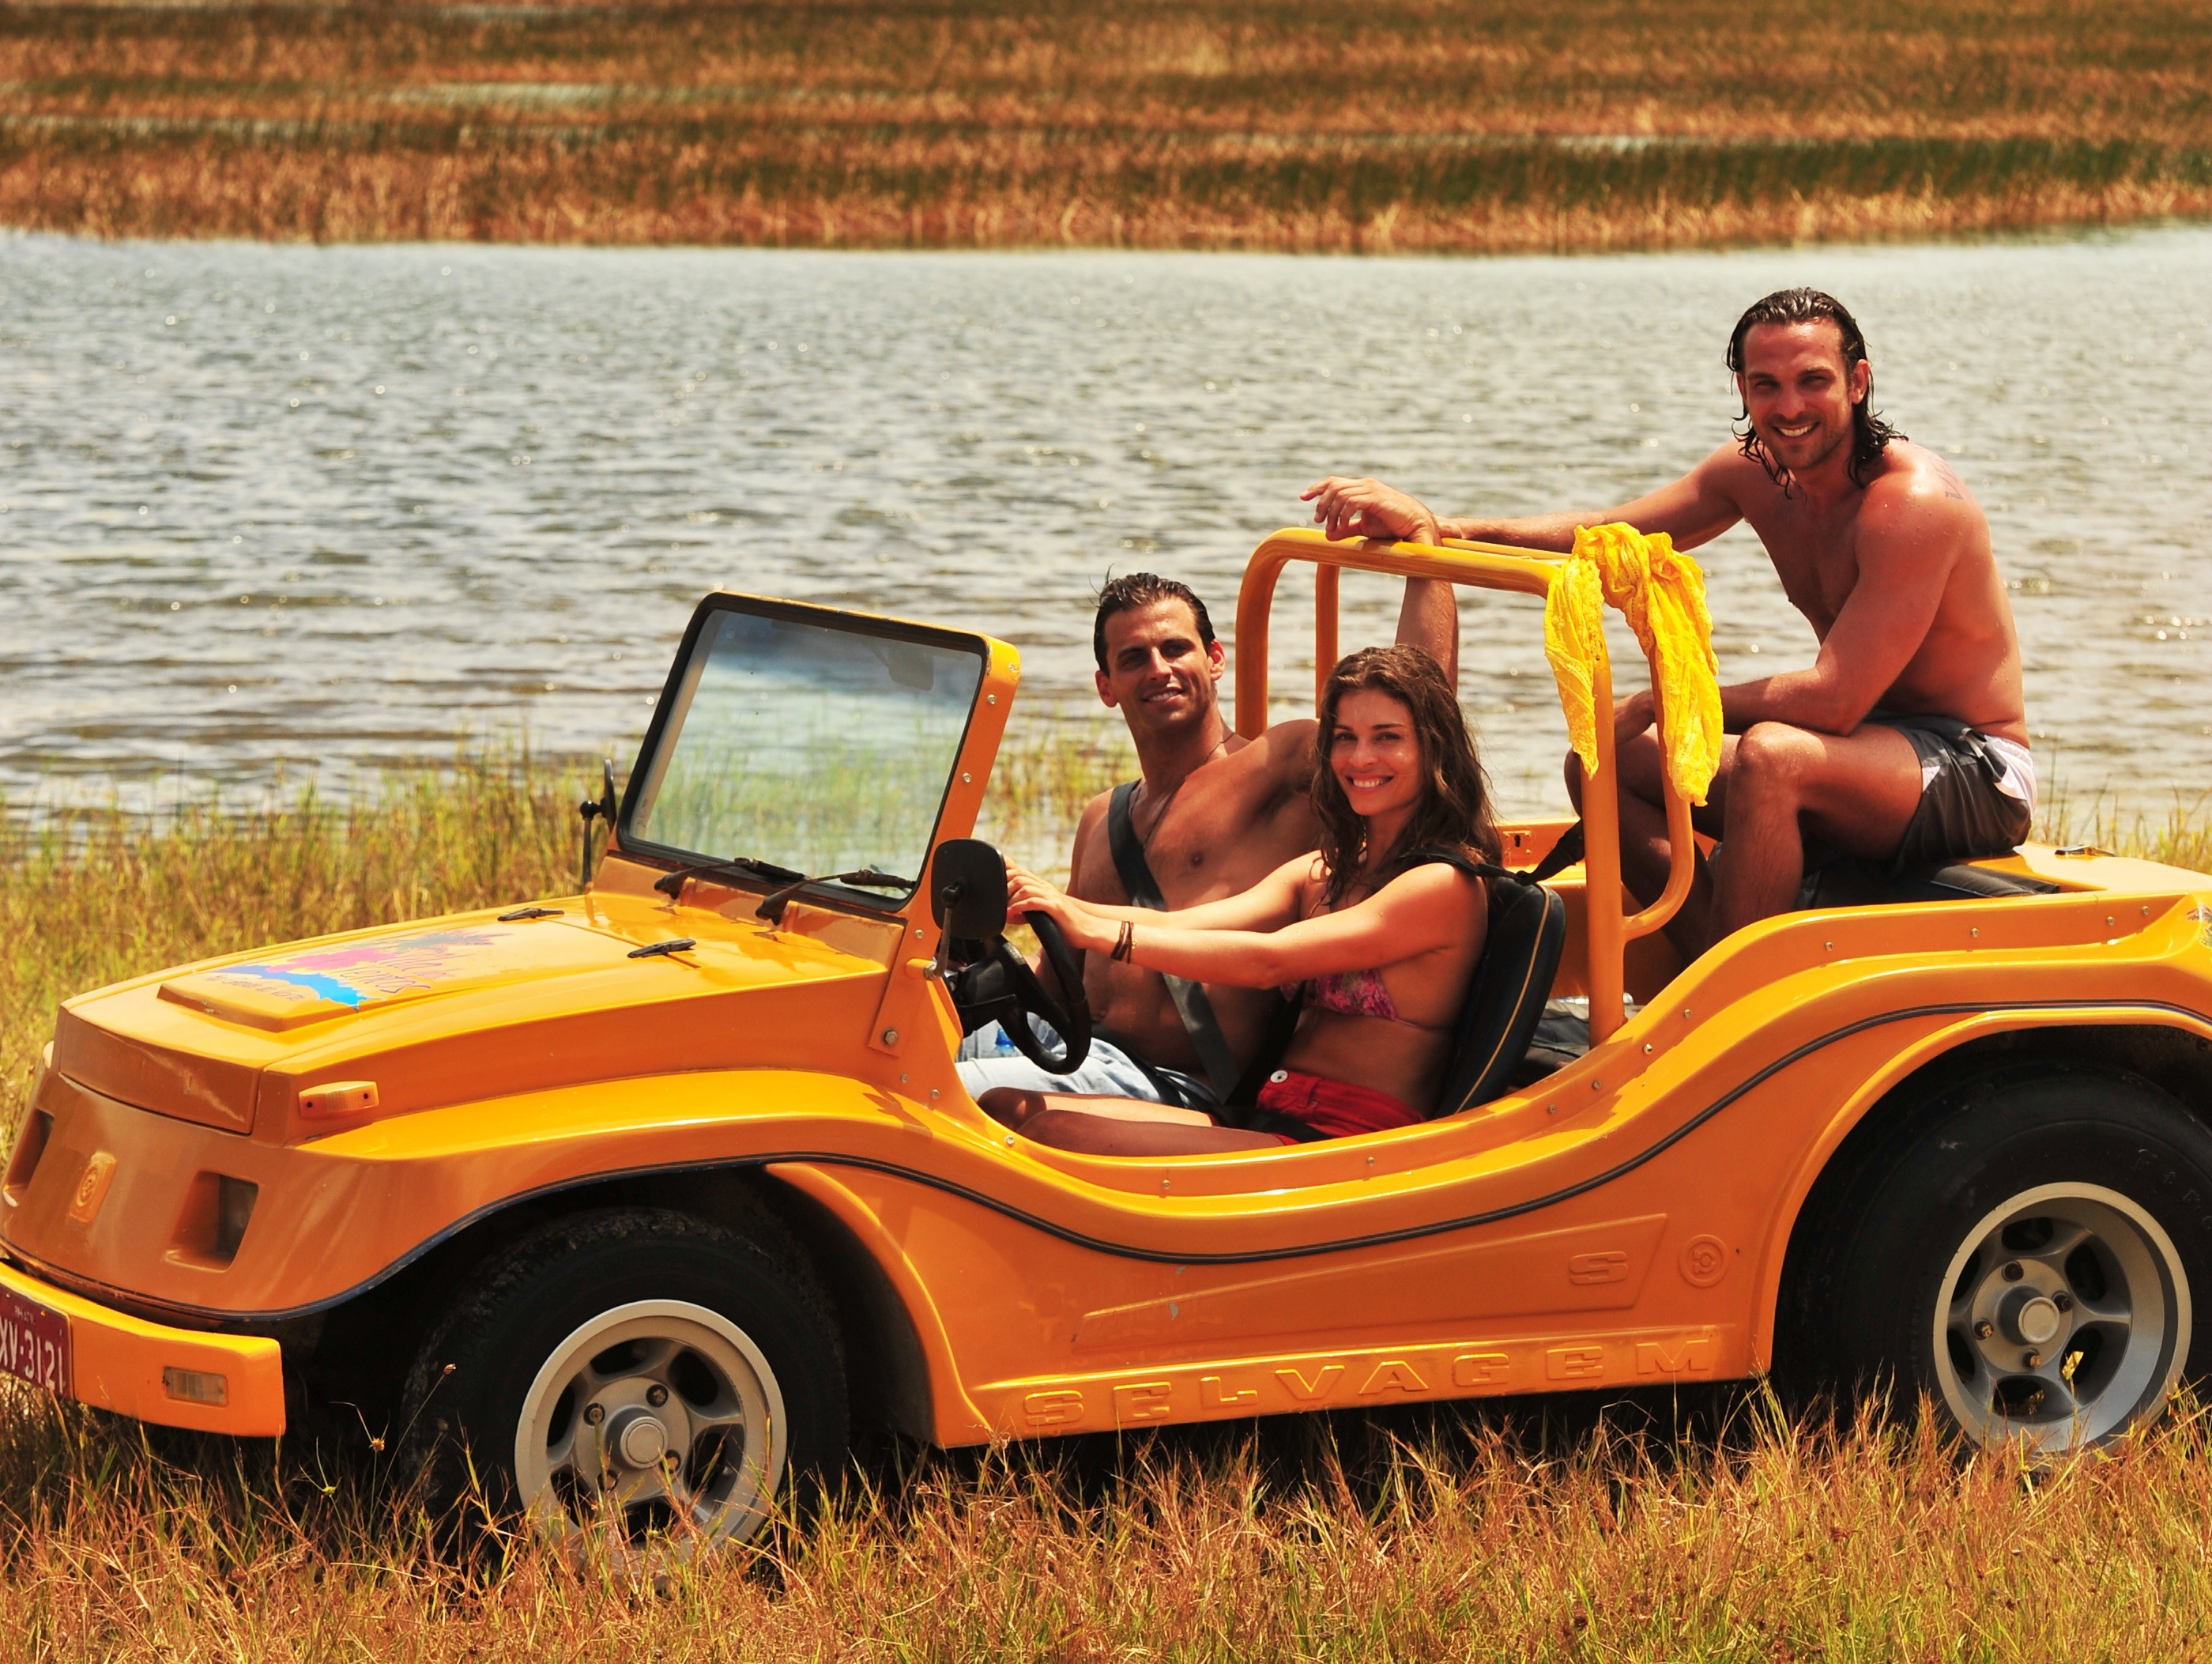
[578,757,619,889]
[930,839,1008,940]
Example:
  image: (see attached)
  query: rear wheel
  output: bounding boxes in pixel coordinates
[1795,1062,2212,1454]
[401,1207,846,1554]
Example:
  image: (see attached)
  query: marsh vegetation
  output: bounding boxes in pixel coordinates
[2,0,2206,253]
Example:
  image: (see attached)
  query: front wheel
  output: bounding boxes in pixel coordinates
[401,1207,847,1553]
[1796,1062,2211,1455]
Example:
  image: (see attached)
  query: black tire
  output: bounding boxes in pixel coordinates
[400,1206,846,1550]
[1784,1060,2212,1452]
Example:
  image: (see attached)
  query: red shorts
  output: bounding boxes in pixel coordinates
[1251,1068,1423,1143]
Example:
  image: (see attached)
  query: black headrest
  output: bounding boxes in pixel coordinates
[1434,878,1569,1118]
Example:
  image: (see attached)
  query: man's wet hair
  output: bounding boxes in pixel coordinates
[1727,287,1905,489]
[1092,572,1216,671]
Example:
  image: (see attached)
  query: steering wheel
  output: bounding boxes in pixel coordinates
[1000,909,1092,1073]
[931,837,1092,1075]
[948,910,1093,1074]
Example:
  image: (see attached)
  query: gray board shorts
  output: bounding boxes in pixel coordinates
[1865,712,2035,870]
[955,1014,1221,1108]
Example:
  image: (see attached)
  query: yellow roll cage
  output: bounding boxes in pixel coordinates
[1231,528,1699,1044]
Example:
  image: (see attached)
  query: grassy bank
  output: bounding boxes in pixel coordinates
[1,0,2207,254]
[1,756,2208,1655]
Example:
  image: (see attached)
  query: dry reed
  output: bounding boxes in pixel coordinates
[1,0,2207,253]
[4,1380,2212,1657]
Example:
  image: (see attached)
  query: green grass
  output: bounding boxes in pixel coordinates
[2,749,2208,1656]
[2,0,2208,252]
[0,756,578,1141]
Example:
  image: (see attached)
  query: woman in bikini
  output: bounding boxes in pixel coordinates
[983,643,1500,1155]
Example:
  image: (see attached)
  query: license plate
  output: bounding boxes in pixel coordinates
[0,1285,70,1398]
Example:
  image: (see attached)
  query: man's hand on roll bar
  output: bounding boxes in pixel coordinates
[1301,476,1441,547]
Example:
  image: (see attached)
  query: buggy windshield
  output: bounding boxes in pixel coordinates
[623,598,987,906]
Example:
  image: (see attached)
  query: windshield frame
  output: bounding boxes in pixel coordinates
[616,591,993,919]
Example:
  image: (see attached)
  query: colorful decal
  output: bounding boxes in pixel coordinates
[204,928,508,1012]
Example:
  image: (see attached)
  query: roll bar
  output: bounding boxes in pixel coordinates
[1232,529,1696,1045]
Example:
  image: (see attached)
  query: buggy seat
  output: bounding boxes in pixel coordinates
[1433,871,1569,1116]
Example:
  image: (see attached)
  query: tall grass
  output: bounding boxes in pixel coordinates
[2037,783,2212,877]
[1,0,2207,252]
[6,1381,2212,1656]
[2,752,2209,1654]
[0,743,2195,1136]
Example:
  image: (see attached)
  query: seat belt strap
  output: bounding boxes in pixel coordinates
[1526,821,1585,883]
[1106,781,1245,1101]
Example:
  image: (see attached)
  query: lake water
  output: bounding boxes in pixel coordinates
[2,228,2206,824]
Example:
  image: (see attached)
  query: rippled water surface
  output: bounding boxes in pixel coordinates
[2,229,2206,818]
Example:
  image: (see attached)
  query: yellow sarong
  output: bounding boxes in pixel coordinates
[1543,522,1723,806]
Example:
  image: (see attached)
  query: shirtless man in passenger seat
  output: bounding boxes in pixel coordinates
[1303,286,2031,957]
[957,569,1459,1109]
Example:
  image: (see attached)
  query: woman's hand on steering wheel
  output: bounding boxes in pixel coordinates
[971,862,1093,1074]
[1005,864,1110,956]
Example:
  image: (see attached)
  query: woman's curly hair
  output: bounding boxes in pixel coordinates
[1727,288,1905,490]
[1309,645,1500,907]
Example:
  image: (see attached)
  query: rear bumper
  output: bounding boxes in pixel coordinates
[0,1258,285,1436]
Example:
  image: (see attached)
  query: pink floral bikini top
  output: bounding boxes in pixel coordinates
[1284,847,1491,1032]
[1298,967,1453,1030]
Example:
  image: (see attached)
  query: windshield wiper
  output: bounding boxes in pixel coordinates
[756,866,914,925]
[652,855,805,899]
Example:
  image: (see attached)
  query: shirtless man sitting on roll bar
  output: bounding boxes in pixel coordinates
[1304,286,2032,957]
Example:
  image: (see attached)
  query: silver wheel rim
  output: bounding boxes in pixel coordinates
[1931,1182,2189,1453]
[514,1299,786,1553]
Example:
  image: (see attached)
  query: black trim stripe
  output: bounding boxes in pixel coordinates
[11,996,2208,1331]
